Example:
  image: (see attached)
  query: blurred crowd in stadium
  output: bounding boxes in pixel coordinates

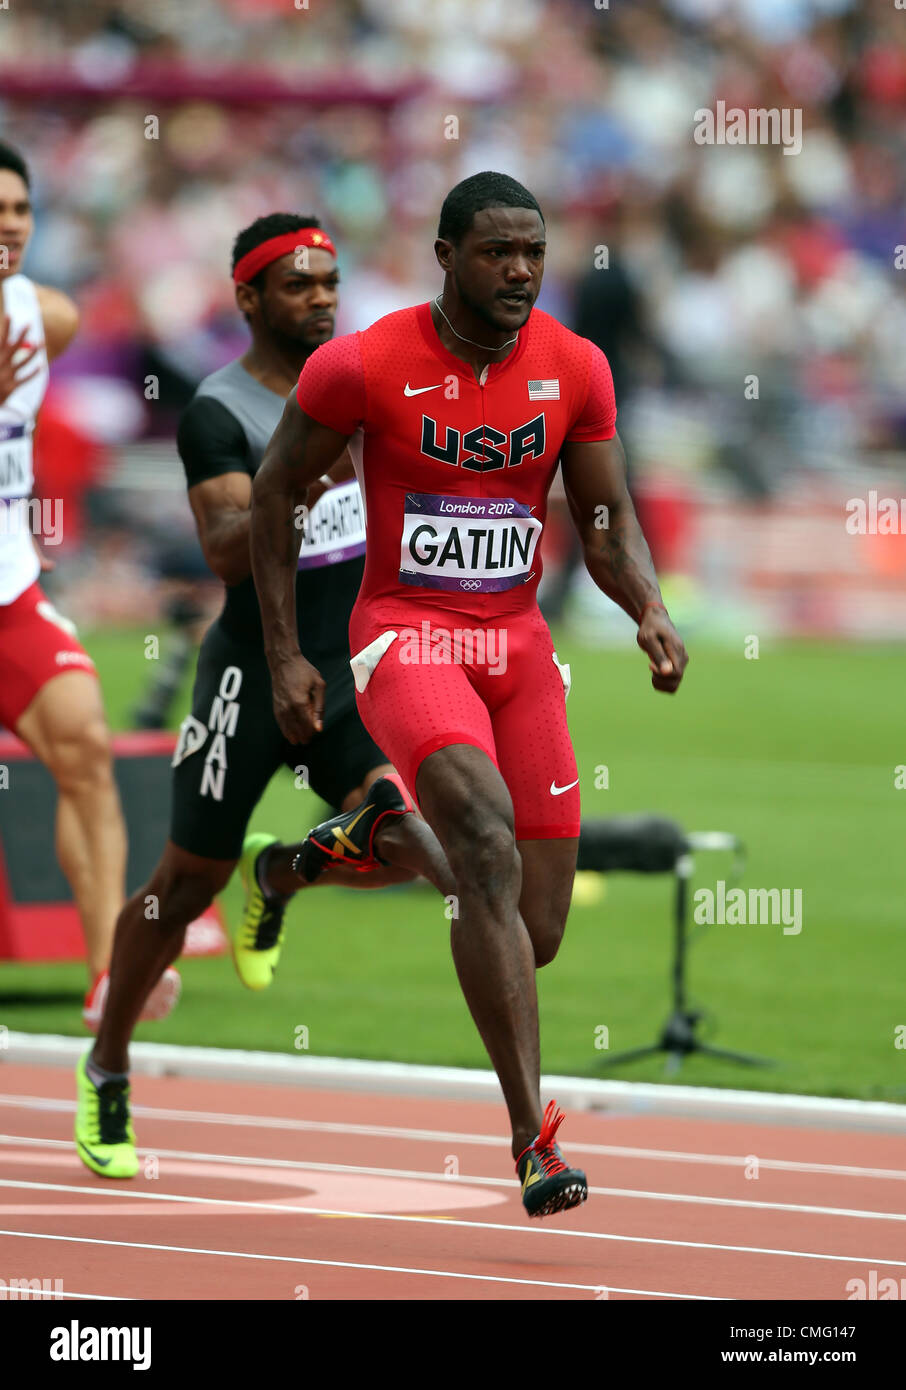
[2,0,905,638]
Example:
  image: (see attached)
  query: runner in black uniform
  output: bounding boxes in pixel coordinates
[172,357,382,859]
[74,215,454,1179]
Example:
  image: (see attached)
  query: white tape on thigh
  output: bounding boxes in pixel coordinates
[552,651,571,700]
[350,630,399,693]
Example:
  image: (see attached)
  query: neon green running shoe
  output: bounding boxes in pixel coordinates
[233,833,290,991]
[74,1052,139,1179]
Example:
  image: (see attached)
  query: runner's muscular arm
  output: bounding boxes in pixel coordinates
[189,453,350,587]
[188,471,255,587]
[35,284,79,361]
[251,392,352,741]
[182,390,349,589]
[560,432,688,693]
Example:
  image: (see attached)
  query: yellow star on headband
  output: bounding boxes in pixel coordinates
[311,232,324,244]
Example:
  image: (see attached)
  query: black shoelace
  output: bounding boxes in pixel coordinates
[254,899,286,951]
[97,1081,131,1145]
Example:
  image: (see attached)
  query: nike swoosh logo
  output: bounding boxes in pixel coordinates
[404,382,443,396]
[77,1139,112,1167]
[550,779,579,796]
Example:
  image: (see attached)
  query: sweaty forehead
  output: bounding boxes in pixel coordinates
[467,206,545,244]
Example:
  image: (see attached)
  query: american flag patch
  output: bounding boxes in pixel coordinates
[528,379,560,401]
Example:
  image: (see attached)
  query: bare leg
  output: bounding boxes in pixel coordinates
[414,743,553,1160]
[92,841,235,1074]
[517,837,579,968]
[54,795,96,963]
[16,672,127,981]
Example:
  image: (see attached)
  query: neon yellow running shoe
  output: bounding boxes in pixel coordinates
[74,1052,139,1179]
[233,833,289,991]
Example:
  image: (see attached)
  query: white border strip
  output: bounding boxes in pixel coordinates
[3,1032,905,1132]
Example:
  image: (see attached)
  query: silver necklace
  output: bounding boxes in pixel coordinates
[433,295,519,351]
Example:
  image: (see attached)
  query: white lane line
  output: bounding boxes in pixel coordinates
[36,1291,131,1301]
[3,1096,904,1181]
[0,1228,704,1296]
[1,1179,905,1268]
[589,1148,906,1182]
[4,1136,904,1224]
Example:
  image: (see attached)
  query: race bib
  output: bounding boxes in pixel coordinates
[0,424,32,501]
[399,492,542,594]
[297,479,367,570]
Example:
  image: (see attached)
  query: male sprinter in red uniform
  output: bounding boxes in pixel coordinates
[251,172,688,1218]
[0,140,178,1029]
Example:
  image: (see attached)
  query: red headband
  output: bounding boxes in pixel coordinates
[233,228,337,285]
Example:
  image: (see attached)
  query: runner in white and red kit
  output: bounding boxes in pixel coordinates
[0,140,179,1028]
[251,173,689,1217]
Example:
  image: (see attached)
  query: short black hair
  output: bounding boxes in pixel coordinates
[438,172,543,244]
[231,212,325,288]
[0,141,30,189]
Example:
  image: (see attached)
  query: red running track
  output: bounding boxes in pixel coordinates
[0,1063,905,1301]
